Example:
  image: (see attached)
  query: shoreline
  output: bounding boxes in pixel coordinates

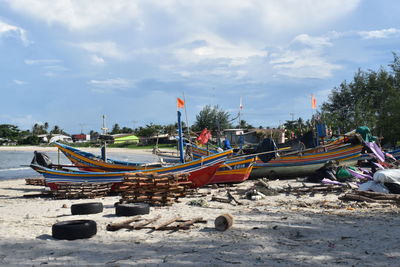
[0,145,161,154]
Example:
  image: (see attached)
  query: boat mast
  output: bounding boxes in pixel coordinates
[101,115,108,161]
[177,110,185,163]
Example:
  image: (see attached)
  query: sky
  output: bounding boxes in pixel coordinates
[0,0,400,134]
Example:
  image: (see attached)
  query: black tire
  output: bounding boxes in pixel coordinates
[71,202,103,215]
[115,203,150,216]
[52,220,97,240]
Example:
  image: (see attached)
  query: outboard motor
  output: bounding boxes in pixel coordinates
[31,151,53,168]
[256,138,278,163]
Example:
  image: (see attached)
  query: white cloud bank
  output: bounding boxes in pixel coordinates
[88,78,134,93]
[13,79,27,85]
[359,28,400,39]
[5,0,140,30]
[4,0,360,35]
[0,20,29,45]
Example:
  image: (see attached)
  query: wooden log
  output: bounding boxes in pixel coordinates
[339,193,396,203]
[214,214,233,231]
[131,215,161,230]
[106,216,143,231]
[211,196,232,203]
[177,217,203,229]
[257,179,269,188]
[356,190,400,200]
[153,217,182,230]
[227,191,243,205]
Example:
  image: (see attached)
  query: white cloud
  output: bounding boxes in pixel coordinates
[78,42,125,60]
[44,65,68,72]
[24,59,61,65]
[13,79,27,85]
[5,0,140,30]
[88,78,134,93]
[3,0,360,35]
[0,20,29,45]
[173,34,266,64]
[91,55,105,65]
[358,28,400,39]
[270,33,341,78]
[258,0,360,33]
[292,34,332,48]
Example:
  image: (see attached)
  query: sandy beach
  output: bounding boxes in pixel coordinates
[1,176,400,266]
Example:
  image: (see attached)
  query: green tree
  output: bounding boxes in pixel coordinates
[192,105,232,134]
[135,123,164,137]
[0,124,20,140]
[32,123,47,135]
[110,123,121,134]
[236,120,254,129]
[90,130,99,140]
[321,53,400,145]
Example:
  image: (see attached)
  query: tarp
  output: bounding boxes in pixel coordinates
[373,169,400,185]
[356,126,376,142]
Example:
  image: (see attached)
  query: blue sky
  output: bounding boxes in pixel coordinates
[0,0,399,133]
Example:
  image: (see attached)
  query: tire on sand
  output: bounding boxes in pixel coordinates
[115,203,150,216]
[71,202,103,215]
[52,220,97,240]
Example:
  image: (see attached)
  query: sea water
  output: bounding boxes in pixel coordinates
[0,149,160,180]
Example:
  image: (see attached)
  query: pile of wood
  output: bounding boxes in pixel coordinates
[52,182,113,199]
[285,183,349,195]
[25,178,46,186]
[106,215,206,231]
[339,190,400,204]
[116,172,194,206]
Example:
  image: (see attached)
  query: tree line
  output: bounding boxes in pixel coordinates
[320,53,400,146]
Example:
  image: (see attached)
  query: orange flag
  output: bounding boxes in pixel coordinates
[311,95,317,109]
[177,97,185,108]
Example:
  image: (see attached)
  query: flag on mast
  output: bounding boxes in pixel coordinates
[177,97,185,108]
[311,94,317,109]
[239,97,243,110]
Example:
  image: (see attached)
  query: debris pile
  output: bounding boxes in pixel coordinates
[117,172,194,206]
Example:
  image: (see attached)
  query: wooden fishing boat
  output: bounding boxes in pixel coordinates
[56,142,254,184]
[187,144,256,184]
[31,161,223,190]
[54,142,163,171]
[250,143,364,179]
[31,148,232,190]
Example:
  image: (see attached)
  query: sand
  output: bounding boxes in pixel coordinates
[1,175,400,266]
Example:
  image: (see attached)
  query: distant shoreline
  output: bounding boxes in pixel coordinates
[0,145,158,154]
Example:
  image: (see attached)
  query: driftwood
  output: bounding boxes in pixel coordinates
[176,217,203,229]
[227,191,242,205]
[107,215,206,232]
[106,216,142,231]
[153,217,182,230]
[356,190,400,200]
[339,190,400,204]
[131,215,162,229]
[211,196,232,203]
[293,185,345,193]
